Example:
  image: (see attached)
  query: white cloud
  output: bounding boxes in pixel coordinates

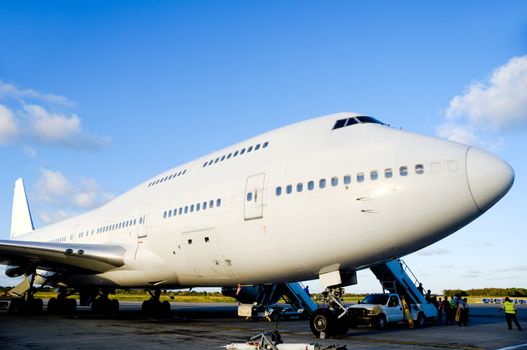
[0,80,74,107]
[25,104,81,141]
[416,248,450,256]
[34,169,73,204]
[0,80,110,150]
[0,104,19,144]
[438,55,527,148]
[32,168,115,224]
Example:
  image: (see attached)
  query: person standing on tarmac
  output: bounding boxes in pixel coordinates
[500,297,522,330]
[462,298,469,326]
[437,297,443,323]
[443,296,452,325]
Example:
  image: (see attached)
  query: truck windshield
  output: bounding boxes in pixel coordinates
[360,294,389,304]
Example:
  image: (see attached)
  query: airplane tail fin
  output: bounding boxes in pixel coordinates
[10,178,34,239]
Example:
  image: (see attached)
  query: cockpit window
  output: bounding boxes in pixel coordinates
[356,116,384,124]
[332,116,384,130]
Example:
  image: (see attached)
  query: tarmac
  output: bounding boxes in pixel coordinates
[0,301,525,350]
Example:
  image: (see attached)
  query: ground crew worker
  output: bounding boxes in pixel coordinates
[499,297,522,330]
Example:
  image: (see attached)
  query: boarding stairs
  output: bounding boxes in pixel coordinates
[369,259,437,319]
[240,282,318,320]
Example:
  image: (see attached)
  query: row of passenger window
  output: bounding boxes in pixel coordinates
[202,141,269,168]
[163,198,222,219]
[273,164,424,196]
[50,216,143,243]
[148,169,187,188]
[95,217,143,236]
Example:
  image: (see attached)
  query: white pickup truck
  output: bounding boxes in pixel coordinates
[347,293,429,329]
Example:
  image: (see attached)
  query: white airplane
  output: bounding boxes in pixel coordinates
[0,112,514,318]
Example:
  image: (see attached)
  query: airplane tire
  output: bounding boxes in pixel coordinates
[111,299,120,314]
[334,314,350,336]
[47,297,57,313]
[67,298,77,313]
[310,308,337,337]
[8,298,22,314]
[269,310,281,322]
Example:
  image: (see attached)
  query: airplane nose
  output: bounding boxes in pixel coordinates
[466,147,514,212]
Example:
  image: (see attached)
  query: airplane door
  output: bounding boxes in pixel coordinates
[137,203,151,239]
[244,173,265,220]
[181,228,234,277]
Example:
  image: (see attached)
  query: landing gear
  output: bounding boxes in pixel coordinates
[47,288,77,314]
[7,274,44,315]
[91,288,119,314]
[309,287,350,337]
[141,289,171,317]
[8,295,43,315]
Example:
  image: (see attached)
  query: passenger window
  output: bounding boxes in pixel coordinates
[168,210,172,217]
[370,170,378,181]
[263,141,269,148]
[357,172,365,183]
[344,175,351,185]
[173,209,177,217]
[247,192,253,201]
[307,181,314,190]
[210,200,214,208]
[179,208,183,215]
[221,155,226,161]
[208,160,213,166]
[240,148,246,155]
[276,186,282,196]
[399,166,408,176]
[182,169,186,175]
[227,153,232,159]
[384,168,393,178]
[331,176,338,186]
[184,206,188,214]
[216,199,221,207]
[214,158,219,163]
[190,204,194,212]
[233,150,239,157]
[196,203,200,211]
[255,144,260,150]
[297,183,303,192]
[247,146,253,153]
[286,185,293,194]
[319,179,326,189]
[178,171,182,176]
[415,164,424,174]
[203,201,207,209]
[133,219,137,225]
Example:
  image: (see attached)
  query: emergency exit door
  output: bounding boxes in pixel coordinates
[244,173,265,220]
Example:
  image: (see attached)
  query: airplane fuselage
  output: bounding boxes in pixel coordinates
[12,113,514,288]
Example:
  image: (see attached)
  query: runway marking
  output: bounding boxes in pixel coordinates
[495,343,527,350]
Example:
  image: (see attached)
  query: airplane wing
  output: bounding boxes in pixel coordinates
[0,239,126,276]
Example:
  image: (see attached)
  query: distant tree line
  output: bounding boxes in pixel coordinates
[443,288,527,297]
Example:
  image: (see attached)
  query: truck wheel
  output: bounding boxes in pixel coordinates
[310,308,336,337]
[415,312,425,328]
[376,314,387,329]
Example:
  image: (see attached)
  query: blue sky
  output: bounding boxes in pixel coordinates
[0,1,526,293]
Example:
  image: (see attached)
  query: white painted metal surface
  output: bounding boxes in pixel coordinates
[0,112,515,289]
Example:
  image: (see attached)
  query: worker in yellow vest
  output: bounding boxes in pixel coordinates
[499,297,522,330]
